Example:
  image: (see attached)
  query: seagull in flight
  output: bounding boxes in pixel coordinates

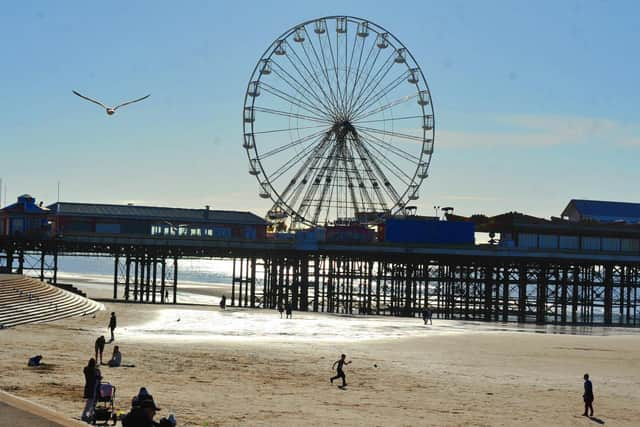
[72,90,150,115]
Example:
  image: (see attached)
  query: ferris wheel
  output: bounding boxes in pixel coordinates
[243,16,435,229]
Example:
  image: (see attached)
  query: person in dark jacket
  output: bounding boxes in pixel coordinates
[81,358,102,422]
[95,335,106,364]
[582,373,594,417]
[122,399,161,427]
[108,312,117,342]
[285,302,292,319]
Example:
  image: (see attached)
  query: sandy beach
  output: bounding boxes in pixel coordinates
[1,302,639,427]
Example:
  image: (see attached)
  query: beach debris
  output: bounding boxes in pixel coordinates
[72,90,150,115]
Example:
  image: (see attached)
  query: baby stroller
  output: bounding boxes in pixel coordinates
[92,382,117,425]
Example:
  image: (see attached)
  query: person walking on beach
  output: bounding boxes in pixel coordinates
[422,307,428,325]
[278,303,284,318]
[330,354,352,388]
[220,295,226,310]
[427,307,433,325]
[108,312,117,342]
[81,358,102,422]
[582,373,594,417]
[285,302,293,319]
[95,335,106,364]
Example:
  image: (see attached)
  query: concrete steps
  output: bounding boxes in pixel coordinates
[0,274,102,328]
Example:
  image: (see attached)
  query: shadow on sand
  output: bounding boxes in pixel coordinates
[589,416,605,424]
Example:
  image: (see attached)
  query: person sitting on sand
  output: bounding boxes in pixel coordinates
[95,335,106,365]
[81,358,102,422]
[131,387,156,409]
[122,399,161,427]
[108,346,122,367]
[330,354,352,387]
[582,373,594,417]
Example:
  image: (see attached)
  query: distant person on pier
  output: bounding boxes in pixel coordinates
[108,312,117,341]
[330,354,351,388]
[81,358,101,422]
[108,346,122,367]
[285,302,293,319]
[220,295,226,310]
[95,335,106,364]
[582,373,594,417]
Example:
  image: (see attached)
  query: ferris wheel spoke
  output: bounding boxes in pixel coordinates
[344,32,360,116]
[281,43,340,118]
[323,27,344,116]
[252,123,330,135]
[352,93,417,122]
[350,138,399,207]
[260,128,329,160]
[259,81,332,120]
[311,148,341,224]
[358,135,414,184]
[285,39,342,117]
[296,142,339,223]
[343,138,376,209]
[346,37,376,115]
[358,128,421,163]
[298,36,341,115]
[305,29,344,116]
[355,114,424,126]
[356,125,425,143]
[351,69,409,119]
[270,61,336,116]
[253,106,330,125]
[347,52,395,116]
[269,134,328,182]
[280,138,334,208]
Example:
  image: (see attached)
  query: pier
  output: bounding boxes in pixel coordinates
[2,232,639,326]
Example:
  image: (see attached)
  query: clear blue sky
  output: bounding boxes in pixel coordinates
[1,0,639,218]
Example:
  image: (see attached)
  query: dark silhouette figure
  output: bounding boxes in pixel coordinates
[81,358,102,422]
[108,312,117,342]
[422,308,428,325]
[94,335,106,364]
[278,303,284,318]
[582,373,594,417]
[330,354,352,387]
[122,398,161,427]
[285,302,293,319]
[220,295,227,310]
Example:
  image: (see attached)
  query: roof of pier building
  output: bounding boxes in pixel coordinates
[450,211,640,239]
[46,202,267,226]
[561,199,640,224]
[0,195,50,215]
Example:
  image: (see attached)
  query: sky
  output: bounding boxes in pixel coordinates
[1,0,639,219]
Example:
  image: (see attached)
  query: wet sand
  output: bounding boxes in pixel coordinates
[1,303,639,426]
